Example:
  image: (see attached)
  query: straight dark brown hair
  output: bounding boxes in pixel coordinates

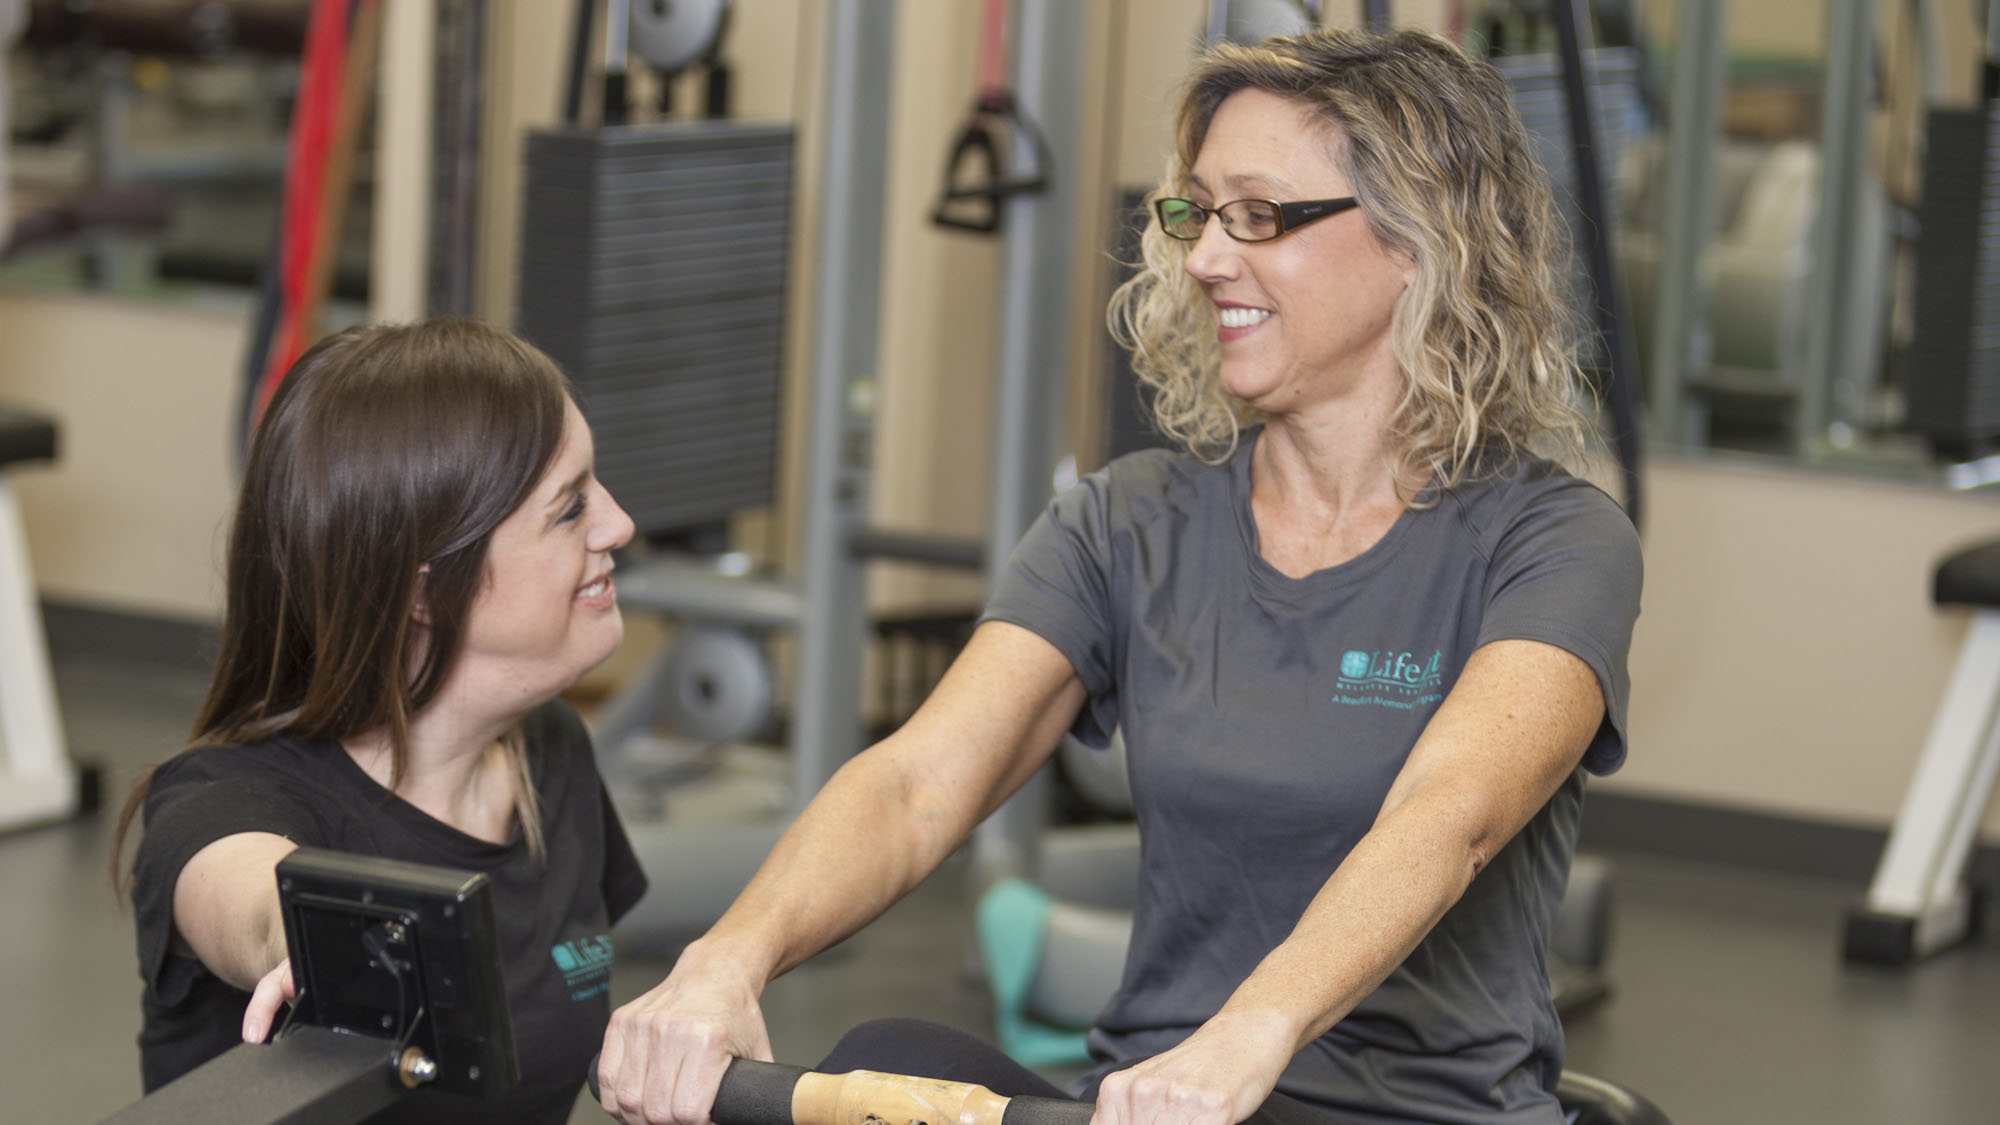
[112,319,574,887]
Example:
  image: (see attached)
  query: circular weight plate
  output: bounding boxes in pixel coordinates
[663,625,774,745]
[629,0,731,74]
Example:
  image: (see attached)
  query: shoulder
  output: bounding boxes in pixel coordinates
[137,738,333,875]
[520,698,597,789]
[1439,459,1638,564]
[1066,447,1229,528]
[148,737,319,802]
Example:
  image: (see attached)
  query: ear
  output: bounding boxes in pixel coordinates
[411,564,432,626]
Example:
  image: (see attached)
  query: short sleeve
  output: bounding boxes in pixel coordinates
[1475,477,1643,775]
[980,469,1121,747]
[599,784,649,924]
[132,751,326,1007]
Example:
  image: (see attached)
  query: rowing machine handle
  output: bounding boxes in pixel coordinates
[592,1056,1095,1125]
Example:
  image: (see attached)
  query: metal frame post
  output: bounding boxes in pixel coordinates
[1797,0,1874,457]
[793,0,897,803]
[1647,0,1727,448]
[0,474,74,834]
[1551,0,1645,524]
[972,0,1089,883]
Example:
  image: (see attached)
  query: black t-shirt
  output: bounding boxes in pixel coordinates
[131,700,649,1124]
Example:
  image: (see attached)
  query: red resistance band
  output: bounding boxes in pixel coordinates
[253,0,353,431]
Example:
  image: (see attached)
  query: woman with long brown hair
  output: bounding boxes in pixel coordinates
[113,318,647,1123]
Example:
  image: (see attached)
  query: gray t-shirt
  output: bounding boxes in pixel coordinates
[982,437,1641,1124]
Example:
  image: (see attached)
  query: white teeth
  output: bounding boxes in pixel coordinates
[578,578,608,598]
[1218,306,1272,329]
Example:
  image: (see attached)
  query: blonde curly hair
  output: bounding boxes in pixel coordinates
[1108,28,1592,494]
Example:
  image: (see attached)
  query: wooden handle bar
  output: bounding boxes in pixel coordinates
[591,1056,1092,1125]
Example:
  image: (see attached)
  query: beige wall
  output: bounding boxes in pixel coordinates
[0,291,239,620]
[1613,457,2000,836]
[4,1,1998,843]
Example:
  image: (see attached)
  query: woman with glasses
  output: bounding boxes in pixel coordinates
[599,27,1640,1125]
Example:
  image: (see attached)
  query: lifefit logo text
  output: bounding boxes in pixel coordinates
[550,933,615,1002]
[1333,649,1445,710]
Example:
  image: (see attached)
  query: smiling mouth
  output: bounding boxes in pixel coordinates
[577,576,611,598]
[1218,307,1272,329]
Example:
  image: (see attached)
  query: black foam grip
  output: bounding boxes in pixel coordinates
[712,1059,810,1125]
[1000,1095,1096,1125]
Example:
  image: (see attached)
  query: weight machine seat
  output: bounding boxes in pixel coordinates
[0,408,58,467]
[1933,540,2000,608]
[1556,1071,1672,1125]
[1842,536,2000,964]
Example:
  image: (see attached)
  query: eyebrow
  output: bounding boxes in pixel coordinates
[545,467,590,518]
[1186,170,1297,201]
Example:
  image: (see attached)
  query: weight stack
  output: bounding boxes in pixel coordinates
[518,122,793,538]
[1908,103,2000,457]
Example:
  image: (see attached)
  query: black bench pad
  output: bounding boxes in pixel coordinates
[0,408,57,467]
[1935,540,2000,608]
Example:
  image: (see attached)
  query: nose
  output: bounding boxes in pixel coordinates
[1182,212,1238,284]
[590,482,636,554]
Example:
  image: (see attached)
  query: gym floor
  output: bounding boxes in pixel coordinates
[5,644,1998,1124]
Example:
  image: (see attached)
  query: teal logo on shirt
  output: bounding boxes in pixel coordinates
[1333,649,1445,710]
[551,933,615,1001]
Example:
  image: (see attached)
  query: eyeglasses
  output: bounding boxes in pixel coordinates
[1153,196,1359,243]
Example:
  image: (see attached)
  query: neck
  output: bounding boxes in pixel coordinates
[1252,370,1416,519]
[1246,372,1426,578]
[344,697,524,843]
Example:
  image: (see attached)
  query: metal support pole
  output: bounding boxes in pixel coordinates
[972,0,1088,884]
[792,0,896,804]
[1987,0,2000,98]
[430,0,483,318]
[1647,0,1727,448]
[372,0,434,323]
[1797,0,1874,457]
[1551,0,1644,525]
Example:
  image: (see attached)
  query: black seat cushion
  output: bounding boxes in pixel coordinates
[0,408,58,467]
[1935,540,2000,609]
[1556,1070,1672,1125]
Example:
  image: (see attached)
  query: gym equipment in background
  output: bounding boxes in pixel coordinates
[928,0,1050,234]
[99,849,518,1123]
[572,0,734,125]
[1908,96,2000,458]
[628,0,733,118]
[1845,540,2000,964]
[516,115,797,937]
[0,407,80,835]
[517,121,791,541]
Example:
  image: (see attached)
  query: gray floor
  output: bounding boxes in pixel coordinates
[5,648,1998,1124]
